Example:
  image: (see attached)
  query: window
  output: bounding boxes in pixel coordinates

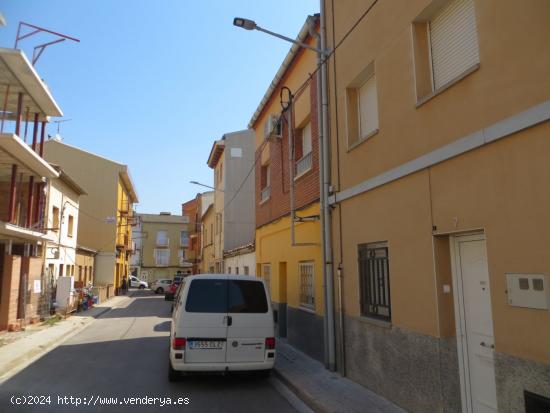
[156,230,168,246]
[67,215,74,237]
[358,75,379,139]
[244,266,249,275]
[180,230,189,247]
[154,249,170,266]
[262,263,271,294]
[185,279,268,313]
[185,279,227,313]
[178,250,185,265]
[358,242,391,322]
[430,0,479,90]
[235,267,239,275]
[346,63,378,148]
[228,267,231,274]
[299,262,315,309]
[413,0,479,101]
[296,122,313,176]
[52,206,60,230]
[260,164,270,202]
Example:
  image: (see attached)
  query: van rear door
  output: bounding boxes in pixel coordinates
[226,280,272,363]
[180,279,228,363]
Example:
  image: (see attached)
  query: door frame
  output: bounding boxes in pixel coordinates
[449,231,489,413]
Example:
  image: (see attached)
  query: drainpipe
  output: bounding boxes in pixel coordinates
[319,0,336,371]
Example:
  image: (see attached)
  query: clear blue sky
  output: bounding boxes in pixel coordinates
[0,1,319,214]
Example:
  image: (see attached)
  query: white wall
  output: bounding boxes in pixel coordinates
[44,178,80,280]
[224,251,256,276]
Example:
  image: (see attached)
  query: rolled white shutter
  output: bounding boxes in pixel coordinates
[430,0,479,90]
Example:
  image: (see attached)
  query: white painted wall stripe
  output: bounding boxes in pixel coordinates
[330,100,550,205]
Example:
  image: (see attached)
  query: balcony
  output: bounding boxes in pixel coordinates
[295,152,312,177]
[260,186,271,203]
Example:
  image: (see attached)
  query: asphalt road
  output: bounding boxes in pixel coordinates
[0,290,305,413]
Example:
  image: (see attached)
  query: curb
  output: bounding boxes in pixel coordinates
[273,367,329,413]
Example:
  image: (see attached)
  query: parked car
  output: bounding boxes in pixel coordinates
[151,279,173,294]
[169,275,275,381]
[129,275,148,289]
[170,283,185,315]
[164,280,181,301]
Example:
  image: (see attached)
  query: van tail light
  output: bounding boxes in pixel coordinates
[265,337,276,350]
[173,337,186,350]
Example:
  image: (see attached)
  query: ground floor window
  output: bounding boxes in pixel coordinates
[299,261,315,309]
[262,263,271,294]
[358,242,391,322]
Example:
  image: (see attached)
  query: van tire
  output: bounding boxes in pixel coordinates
[139,285,145,289]
[155,287,163,294]
[168,361,180,382]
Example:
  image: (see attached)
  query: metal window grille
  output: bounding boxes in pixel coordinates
[358,243,391,321]
[262,264,271,294]
[299,262,315,308]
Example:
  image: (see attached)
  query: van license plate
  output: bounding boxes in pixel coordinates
[188,340,224,350]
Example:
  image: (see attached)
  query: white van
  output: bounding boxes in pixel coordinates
[169,275,275,380]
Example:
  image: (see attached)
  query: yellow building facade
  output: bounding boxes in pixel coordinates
[44,140,138,294]
[323,0,550,411]
[200,204,215,274]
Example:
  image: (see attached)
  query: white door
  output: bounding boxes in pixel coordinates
[451,234,497,413]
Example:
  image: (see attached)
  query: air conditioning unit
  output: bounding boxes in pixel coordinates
[264,114,282,140]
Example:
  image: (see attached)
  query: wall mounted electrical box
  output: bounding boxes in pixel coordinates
[506,273,549,310]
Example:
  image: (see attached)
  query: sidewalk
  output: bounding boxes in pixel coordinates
[274,339,406,413]
[0,293,133,383]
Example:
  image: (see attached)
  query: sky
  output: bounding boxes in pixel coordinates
[0,0,319,215]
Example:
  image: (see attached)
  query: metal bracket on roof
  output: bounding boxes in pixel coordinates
[14,21,80,66]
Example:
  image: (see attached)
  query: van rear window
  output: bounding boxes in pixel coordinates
[228,280,268,313]
[185,279,268,313]
[185,280,227,313]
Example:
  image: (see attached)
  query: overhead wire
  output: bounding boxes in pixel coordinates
[214,0,380,213]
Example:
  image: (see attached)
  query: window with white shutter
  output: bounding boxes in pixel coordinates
[358,75,379,139]
[345,62,378,149]
[429,0,479,90]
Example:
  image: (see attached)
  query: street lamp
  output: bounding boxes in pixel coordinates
[189,181,223,192]
[233,13,336,371]
[233,16,329,56]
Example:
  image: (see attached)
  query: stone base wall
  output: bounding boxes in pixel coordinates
[287,306,324,363]
[343,315,461,413]
[495,352,550,413]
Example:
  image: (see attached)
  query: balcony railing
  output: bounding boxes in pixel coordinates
[260,186,271,203]
[156,238,169,247]
[295,152,312,177]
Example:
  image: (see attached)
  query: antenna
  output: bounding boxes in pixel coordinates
[14,22,80,65]
[53,119,72,135]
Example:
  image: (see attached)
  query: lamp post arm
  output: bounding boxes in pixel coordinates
[255,25,329,56]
